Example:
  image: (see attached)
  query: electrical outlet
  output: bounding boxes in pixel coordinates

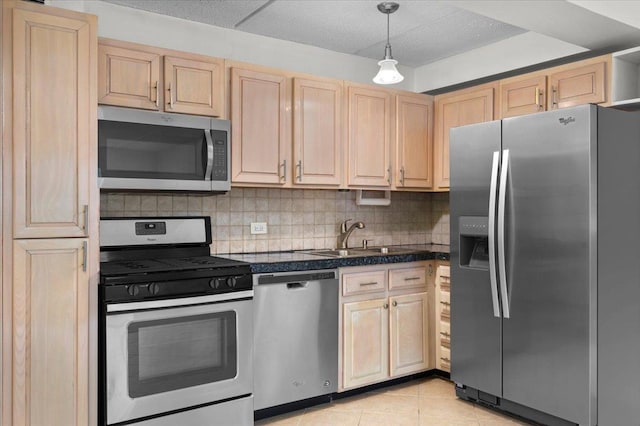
[250,222,268,235]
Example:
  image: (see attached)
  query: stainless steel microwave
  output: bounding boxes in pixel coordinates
[98,105,230,192]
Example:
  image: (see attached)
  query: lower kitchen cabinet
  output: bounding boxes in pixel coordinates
[434,261,451,372]
[343,298,389,389]
[12,239,90,426]
[339,262,430,391]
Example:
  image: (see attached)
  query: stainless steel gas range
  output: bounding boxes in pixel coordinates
[98,216,253,426]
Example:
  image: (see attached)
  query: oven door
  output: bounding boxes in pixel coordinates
[105,292,252,425]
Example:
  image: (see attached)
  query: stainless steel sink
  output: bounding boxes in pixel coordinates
[307,247,415,257]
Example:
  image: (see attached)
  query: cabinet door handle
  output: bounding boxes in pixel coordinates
[360,281,379,286]
[535,88,543,110]
[392,300,397,307]
[551,85,558,108]
[387,165,391,185]
[296,160,302,182]
[280,159,287,181]
[383,303,389,309]
[82,241,87,272]
[167,82,174,109]
[400,166,405,186]
[154,80,159,108]
[428,264,433,276]
[82,204,88,235]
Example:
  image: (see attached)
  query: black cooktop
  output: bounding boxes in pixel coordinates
[100,255,250,277]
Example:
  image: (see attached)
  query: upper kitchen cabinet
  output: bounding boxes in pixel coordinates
[230,67,291,186]
[434,82,497,190]
[13,3,96,239]
[611,46,640,107]
[500,55,610,118]
[394,93,433,190]
[98,38,224,117]
[347,83,393,188]
[293,77,342,186]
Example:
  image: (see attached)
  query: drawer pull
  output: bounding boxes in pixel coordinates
[404,276,421,281]
[440,331,450,338]
[440,301,451,307]
[360,281,379,286]
[440,357,450,363]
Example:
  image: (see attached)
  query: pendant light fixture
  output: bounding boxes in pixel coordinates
[373,2,404,85]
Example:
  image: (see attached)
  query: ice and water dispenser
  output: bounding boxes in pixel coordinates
[459,216,490,270]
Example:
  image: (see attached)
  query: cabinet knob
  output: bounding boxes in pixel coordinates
[392,300,397,307]
[383,303,389,309]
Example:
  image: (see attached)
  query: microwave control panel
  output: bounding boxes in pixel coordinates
[210,130,228,181]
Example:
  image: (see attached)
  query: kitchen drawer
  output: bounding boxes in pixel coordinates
[439,321,451,349]
[440,289,450,303]
[342,269,386,296]
[439,265,450,277]
[439,346,451,372]
[439,300,451,320]
[389,265,427,291]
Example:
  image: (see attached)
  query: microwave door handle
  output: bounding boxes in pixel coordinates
[204,130,214,181]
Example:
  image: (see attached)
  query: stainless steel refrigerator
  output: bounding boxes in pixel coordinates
[450,104,640,426]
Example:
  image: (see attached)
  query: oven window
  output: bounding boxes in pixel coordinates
[127,312,237,397]
[98,121,208,180]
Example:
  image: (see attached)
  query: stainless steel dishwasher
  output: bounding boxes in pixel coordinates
[253,269,338,410]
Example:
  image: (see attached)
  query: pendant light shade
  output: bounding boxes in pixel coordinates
[373,2,404,85]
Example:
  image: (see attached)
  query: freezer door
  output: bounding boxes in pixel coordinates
[501,105,596,425]
[450,120,502,396]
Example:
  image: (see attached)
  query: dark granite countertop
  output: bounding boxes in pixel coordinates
[218,244,450,273]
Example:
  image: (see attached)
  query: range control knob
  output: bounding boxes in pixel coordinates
[126,284,140,296]
[209,278,225,289]
[226,276,237,288]
[148,282,160,295]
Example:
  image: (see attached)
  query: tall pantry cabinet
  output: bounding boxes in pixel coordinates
[2,2,99,425]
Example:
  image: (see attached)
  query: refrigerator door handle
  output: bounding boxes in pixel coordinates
[488,151,501,318]
[498,149,511,318]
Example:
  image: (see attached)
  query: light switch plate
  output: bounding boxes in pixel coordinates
[250,222,268,234]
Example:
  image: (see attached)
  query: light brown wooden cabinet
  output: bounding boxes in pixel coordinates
[394,93,433,189]
[433,83,497,190]
[346,84,393,188]
[98,38,224,117]
[230,67,291,185]
[230,65,343,188]
[13,238,90,426]
[339,262,430,391]
[434,261,451,372]
[500,56,609,118]
[293,77,342,186]
[4,2,99,425]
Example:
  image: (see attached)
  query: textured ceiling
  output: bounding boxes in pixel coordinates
[98,0,527,67]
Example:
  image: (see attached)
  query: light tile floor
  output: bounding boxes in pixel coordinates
[255,377,534,426]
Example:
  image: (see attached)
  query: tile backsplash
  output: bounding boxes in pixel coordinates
[100,188,450,254]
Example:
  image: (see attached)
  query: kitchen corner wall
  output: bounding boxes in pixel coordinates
[100,189,450,254]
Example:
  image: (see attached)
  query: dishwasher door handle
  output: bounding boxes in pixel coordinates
[287,282,308,289]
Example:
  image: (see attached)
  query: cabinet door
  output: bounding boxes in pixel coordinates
[231,68,290,185]
[13,7,95,238]
[395,94,433,189]
[343,298,389,389]
[98,44,160,110]
[13,239,89,426]
[293,78,342,186]
[549,61,606,110]
[389,292,429,376]
[433,86,495,190]
[164,55,223,117]
[500,75,546,118]
[347,85,392,187]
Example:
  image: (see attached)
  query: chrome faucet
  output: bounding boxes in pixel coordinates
[338,219,365,249]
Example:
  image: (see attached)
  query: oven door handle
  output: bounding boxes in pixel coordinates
[107,290,254,313]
